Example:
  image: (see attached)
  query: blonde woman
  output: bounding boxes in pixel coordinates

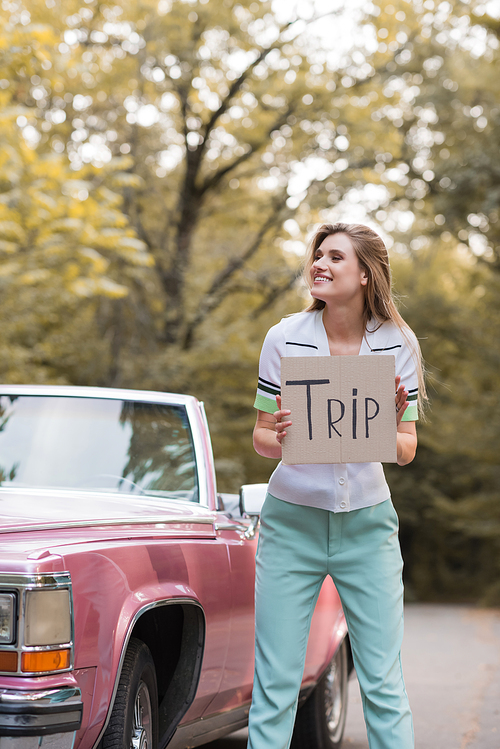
[248,223,425,749]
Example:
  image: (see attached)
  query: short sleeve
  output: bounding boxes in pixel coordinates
[396,329,420,422]
[254,323,284,414]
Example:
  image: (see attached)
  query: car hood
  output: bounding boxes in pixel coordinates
[0,487,214,533]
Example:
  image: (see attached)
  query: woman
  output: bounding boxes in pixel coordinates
[248,222,426,749]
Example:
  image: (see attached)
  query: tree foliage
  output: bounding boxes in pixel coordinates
[0,10,154,382]
[363,0,500,603]
[1,0,499,601]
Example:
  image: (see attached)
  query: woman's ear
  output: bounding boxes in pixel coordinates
[360,267,369,286]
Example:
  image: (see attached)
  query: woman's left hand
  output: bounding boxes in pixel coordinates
[395,376,409,427]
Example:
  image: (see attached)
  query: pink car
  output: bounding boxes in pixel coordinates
[0,385,350,749]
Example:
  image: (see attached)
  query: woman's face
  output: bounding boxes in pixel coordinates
[310,232,368,306]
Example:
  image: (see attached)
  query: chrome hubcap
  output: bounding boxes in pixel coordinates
[323,648,346,743]
[131,681,152,749]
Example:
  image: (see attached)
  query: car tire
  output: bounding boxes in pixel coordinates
[101,637,159,749]
[291,638,349,749]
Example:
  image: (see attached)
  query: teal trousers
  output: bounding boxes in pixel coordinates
[247,494,413,749]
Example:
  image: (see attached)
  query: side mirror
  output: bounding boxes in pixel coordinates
[239,483,268,517]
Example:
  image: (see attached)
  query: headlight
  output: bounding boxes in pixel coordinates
[0,593,15,644]
[0,573,74,676]
[24,589,71,646]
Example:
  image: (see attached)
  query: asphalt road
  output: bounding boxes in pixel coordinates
[205,604,500,749]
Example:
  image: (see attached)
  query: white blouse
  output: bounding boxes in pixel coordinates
[254,309,419,513]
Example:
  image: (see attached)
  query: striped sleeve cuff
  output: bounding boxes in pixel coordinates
[254,376,281,413]
[402,389,418,421]
[254,393,277,413]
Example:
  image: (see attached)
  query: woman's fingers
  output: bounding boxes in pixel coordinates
[274,395,292,444]
[275,416,292,443]
[395,378,409,426]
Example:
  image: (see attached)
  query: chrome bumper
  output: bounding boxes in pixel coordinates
[0,685,82,748]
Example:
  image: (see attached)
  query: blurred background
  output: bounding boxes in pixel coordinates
[1,0,499,604]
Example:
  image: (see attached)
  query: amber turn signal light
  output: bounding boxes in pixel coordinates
[0,651,18,672]
[21,649,70,673]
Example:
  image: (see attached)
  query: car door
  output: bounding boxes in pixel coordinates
[201,501,258,715]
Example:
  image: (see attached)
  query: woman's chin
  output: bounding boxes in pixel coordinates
[310,288,328,302]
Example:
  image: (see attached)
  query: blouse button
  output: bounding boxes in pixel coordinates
[338,478,346,485]
[340,501,347,509]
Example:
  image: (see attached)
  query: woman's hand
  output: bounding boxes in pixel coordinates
[253,395,292,459]
[273,395,292,445]
[395,376,409,427]
[395,376,417,465]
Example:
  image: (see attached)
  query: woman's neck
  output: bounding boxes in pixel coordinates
[322,303,365,356]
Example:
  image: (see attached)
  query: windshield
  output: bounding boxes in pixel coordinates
[0,396,199,501]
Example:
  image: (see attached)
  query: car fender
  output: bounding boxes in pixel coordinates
[61,547,206,748]
[89,597,205,749]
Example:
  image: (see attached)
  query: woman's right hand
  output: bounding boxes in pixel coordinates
[274,395,292,445]
[253,397,292,458]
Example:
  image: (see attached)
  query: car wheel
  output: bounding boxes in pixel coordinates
[101,637,158,749]
[291,638,349,749]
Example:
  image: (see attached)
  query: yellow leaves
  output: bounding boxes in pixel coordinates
[111,211,129,229]
[78,247,110,274]
[15,143,37,166]
[0,100,157,307]
[64,262,80,281]
[94,186,122,208]
[150,298,164,314]
[92,228,129,250]
[71,277,129,299]
[92,209,129,229]
[61,179,93,200]
[50,217,84,233]
[109,172,145,189]
[24,24,60,47]
[65,199,91,220]
[70,279,94,297]
[121,250,155,267]
[115,236,154,267]
[0,262,20,277]
[92,231,154,266]
[0,221,25,243]
[5,24,60,64]
[93,278,129,298]
[117,236,148,252]
[0,103,28,123]
[37,242,67,259]
[31,155,67,181]
[0,148,23,185]
[103,156,135,172]
[0,240,18,253]
[28,189,58,212]
[18,269,51,285]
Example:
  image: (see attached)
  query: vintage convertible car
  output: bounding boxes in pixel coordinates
[0,385,350,749]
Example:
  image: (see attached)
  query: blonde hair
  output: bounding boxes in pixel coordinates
[304,222,427,414]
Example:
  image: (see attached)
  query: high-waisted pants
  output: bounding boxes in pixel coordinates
[247,494,413,749]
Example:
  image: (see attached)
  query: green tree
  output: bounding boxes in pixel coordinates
[0,11,154,383]
[2,0,500,603]
[361,0,500,603]
[1,0,399,486]
[5,0,402,356]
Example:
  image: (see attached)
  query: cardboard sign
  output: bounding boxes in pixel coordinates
[281,355,397,465]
